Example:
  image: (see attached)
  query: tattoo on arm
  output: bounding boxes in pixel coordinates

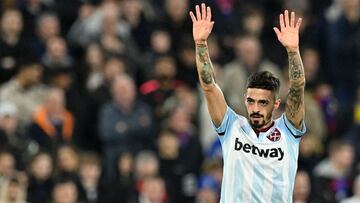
[286,51,305,125]
[196,43,215,85]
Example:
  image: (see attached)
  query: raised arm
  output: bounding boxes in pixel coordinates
[190,3,227,127]
[273,10,305,129]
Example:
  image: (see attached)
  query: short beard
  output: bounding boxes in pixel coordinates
[249,112,272,129]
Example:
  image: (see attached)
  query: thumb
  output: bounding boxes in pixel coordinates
[273,27,281,40]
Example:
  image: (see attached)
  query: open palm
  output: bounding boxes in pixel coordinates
[190,3,214,44]
[273,10,302,51]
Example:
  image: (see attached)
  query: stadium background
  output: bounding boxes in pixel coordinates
[0,0,359,202]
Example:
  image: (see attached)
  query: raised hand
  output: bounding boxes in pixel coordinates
[273,10,302,52]
[189,3,214,44]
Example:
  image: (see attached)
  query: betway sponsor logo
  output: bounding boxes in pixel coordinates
[234,138,284,161]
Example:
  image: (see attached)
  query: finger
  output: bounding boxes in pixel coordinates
[273,27,281,39]
[279,14,285,31]
[201,3,206,20]
[195,5,201,20]
[210,21,215,30]
[206,6,212,21]
[284,10,290,27]
[295,17,302,30]
[290,11,295,27]
[189,11,196,23]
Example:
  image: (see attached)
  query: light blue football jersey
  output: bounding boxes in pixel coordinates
[214,107,306,203]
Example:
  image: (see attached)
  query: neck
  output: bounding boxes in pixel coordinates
[2,32,19,45]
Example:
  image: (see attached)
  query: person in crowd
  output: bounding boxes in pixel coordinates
[51,177,80,203]
[0,150,16,187]
[0,9,32,84]
[293,170,314,203]
[28,88,74,152]
[128,176,168,203]
[98,74,154,180]
[33,13,61,59]
[77,151,105,203]
[27,151,54,203]
[313,140,355,202]
[0,56,46,129]
[0,176,27,203]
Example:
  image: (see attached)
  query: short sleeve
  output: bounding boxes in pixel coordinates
[212,107,238,142]
[282,113,306,139]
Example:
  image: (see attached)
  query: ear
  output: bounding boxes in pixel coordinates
[273,98,281,111]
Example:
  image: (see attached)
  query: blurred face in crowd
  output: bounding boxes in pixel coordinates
[293,171,311,201]
[1,9,23,36]
[235,36,261,71]
[168,107,191,134]
[135,151,158,179]
[79,160,101,186]
[44,88,65,117]
[101,11,118,36]
[197,188,218,203]
[332,144,354,170]
[31,153,53,181]
[122,0,142,22]
[117,153,133,176]
[207,36,220,61]
[157,131,179,159]
[245,88,279,129]
[243,10,264,35]
[47,37,67,61]
[341,0,360,12]
[57,146,79,173]
[6,180,23,201]
[104,57,126,82]
[111,75,136,111]
[142,177,166,203]
[151,30,171,53]
[53,181,78,203]
[37,14,60,41]
[0,152,15,178]
[165,0,189,23]
[86,44,104,70]
[0,114,18,136]
[154,56,176,81]
[302,48,319,82]
[20,64,43,86]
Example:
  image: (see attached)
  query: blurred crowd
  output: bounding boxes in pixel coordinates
[0,0,360,202]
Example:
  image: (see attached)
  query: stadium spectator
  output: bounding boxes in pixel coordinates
[51,177,80,203]
[77,152,105,203]
[293,170,314,203]
[33,13,61,59]
[0,9,32,84]
[27,152,54,203]
[128,176,168,203]
[0,57,46,130]
[0,176,27,203]
[28,88,74,152]
[105,152,136,203]
[98,74,154,180]
[0,102,36,170]
[0,151,16,187]
[313,140,355,202]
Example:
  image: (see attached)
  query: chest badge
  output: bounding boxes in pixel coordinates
[267,128,281,142]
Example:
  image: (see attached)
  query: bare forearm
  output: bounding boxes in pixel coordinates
[286,50,305,126]
[196,42,216,87]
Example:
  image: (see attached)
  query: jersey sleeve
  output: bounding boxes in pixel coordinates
[281,113,306,139]
[212,106,238,143]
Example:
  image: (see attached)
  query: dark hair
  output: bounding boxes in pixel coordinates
[246,71,280,93]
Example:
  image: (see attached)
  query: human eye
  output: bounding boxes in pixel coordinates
[247,98,254,104]
[259,100,269,106]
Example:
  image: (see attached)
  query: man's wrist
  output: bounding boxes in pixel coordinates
[286,47,300,53]
[195,40,207,46]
